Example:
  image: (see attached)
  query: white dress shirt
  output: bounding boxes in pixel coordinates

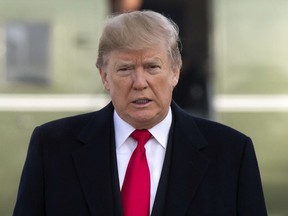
[113,108,172,213]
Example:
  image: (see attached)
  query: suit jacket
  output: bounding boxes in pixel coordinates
[13,102,267,216]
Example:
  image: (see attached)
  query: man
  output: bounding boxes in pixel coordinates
[13,10,267,216]
[110,0,210,117]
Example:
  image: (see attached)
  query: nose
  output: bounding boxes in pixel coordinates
[132,68,148,90]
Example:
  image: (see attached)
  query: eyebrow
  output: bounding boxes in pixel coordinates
[115,62,134,68]
[143,57,163,64]
[114,56,163,68]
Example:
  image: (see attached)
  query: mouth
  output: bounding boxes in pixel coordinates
[132,98,152,105]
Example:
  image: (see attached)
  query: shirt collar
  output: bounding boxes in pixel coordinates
[113,108,172,150]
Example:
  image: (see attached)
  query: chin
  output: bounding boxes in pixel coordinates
[131,112,163,126]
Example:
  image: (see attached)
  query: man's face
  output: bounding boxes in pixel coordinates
[99,45,180,129]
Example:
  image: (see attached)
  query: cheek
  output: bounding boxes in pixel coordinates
[154,79,174,101]
[105,74,119,92]
[108,78,129,96]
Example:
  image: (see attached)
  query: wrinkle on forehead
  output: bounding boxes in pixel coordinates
[105,46,171,69]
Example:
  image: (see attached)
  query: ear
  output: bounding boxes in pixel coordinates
[171,67,180,88]
[99,68,110,91]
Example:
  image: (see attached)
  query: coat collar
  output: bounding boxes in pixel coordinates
[72,102,120,216]
[163,102,210,216]
[72,102,210,216]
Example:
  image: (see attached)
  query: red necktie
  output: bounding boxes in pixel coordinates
[121,129,152,216]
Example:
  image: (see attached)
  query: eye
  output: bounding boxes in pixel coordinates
[118,67,128,71]
[116,66,133,76]
[149,65,160,69]
[146,64,161,74]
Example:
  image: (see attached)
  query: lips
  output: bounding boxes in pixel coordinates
[133,99,151,104]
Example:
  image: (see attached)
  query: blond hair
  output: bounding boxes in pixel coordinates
[96,10,182,70]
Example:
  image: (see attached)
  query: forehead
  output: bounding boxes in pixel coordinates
[107,45,170,64]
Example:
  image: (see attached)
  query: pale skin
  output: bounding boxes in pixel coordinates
[99,44,180,129]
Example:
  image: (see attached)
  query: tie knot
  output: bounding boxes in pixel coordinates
[131,129,152,148]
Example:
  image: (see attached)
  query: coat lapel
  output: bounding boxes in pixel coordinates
[71,103,121,216]
[164,103,210,216]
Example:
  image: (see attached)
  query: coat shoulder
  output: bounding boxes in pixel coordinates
[38,103,113,134]
[189,115,253,158]
[193,116,249,141]
[39,111,96,131]
[172,102,250,144]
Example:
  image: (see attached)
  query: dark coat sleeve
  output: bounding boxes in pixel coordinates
[13,127,45,216]
[237,138,267,215]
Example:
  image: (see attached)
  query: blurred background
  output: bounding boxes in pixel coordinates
[1,0,288,215]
